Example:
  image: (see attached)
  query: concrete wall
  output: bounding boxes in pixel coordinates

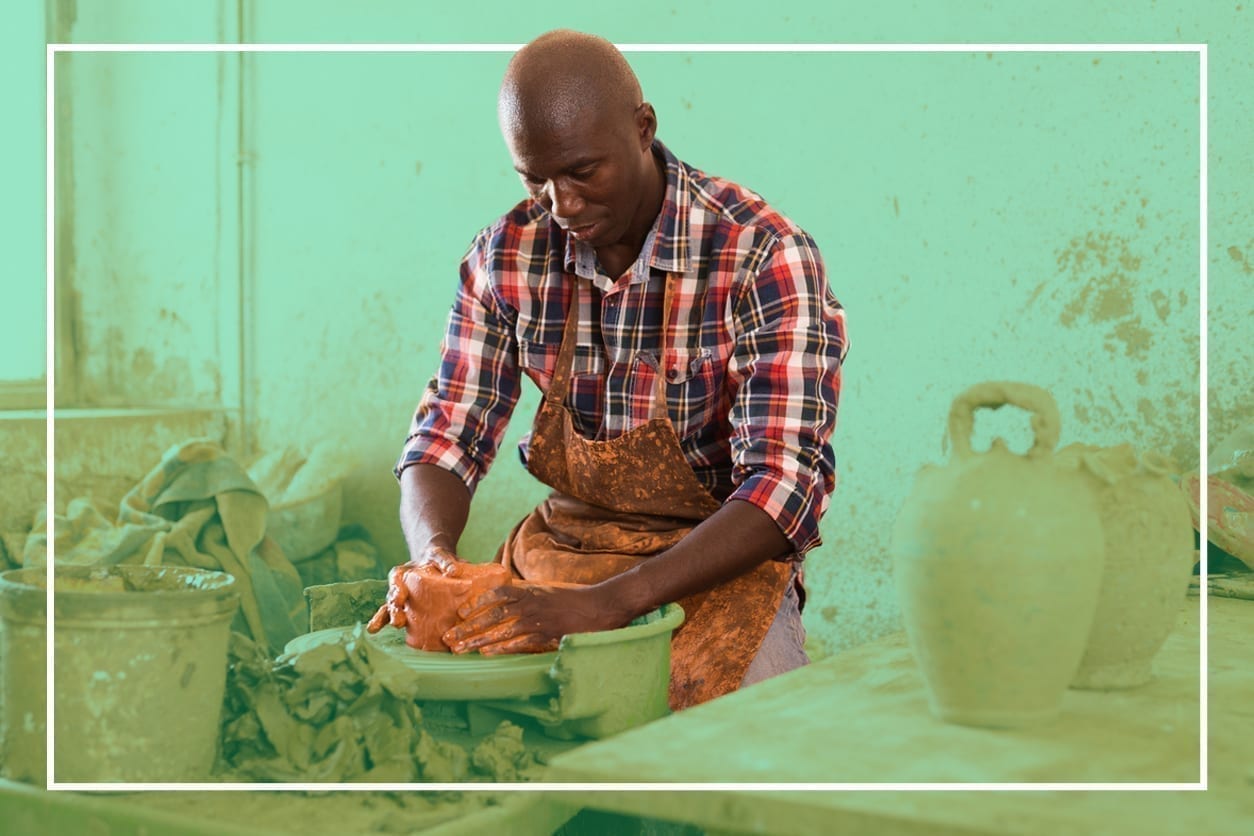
[0,0,45,385]
[18,0,1251,658]
[57,0,235,409]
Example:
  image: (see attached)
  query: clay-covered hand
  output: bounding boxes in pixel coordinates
[442,583,623,655]
[366,545,464,633]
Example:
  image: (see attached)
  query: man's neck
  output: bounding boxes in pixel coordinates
[596,151,666,280]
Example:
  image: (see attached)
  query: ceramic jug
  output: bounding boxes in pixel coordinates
[1058,444,1195,689]
[891,382,1105,728]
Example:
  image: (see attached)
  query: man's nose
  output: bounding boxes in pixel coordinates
[546,179,585,221]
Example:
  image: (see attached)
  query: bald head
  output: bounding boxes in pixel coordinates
[499,30,643,139]
[496,30,665,264]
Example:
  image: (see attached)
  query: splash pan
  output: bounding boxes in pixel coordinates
[283,603,684,739]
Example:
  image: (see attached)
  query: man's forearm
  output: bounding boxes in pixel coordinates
[593,499,793,622]
[398,464,473,559]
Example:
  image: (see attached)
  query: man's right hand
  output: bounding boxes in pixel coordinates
[366,545,465,633]
[372,463,474,634]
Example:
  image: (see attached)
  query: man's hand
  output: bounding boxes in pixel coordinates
[411,544,463,575]
[366,545,465,633]
[442,583,625,655]
[380,462,473,634]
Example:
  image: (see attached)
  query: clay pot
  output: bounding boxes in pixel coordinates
[891,382,1105,728]
[1058,444,1195,689]
[396,562,512,651]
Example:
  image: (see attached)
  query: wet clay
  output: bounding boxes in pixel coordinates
[221,628,539,782]
[397,562,512,651]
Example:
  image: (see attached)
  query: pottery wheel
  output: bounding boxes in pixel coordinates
[284,626,559,701]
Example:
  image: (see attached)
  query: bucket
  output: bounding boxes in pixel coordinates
[0,565,239,783]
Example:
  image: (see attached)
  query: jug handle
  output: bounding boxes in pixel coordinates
[947,381,1061,461]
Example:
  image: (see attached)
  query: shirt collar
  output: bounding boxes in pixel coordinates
[564,139,692,288]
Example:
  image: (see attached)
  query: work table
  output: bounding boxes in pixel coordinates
[546,594,1253,834]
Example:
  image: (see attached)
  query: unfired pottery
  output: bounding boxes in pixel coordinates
[891,382,1105,728]
[1059,444,1195,689]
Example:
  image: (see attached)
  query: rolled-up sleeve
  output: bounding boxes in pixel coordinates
[725,232,848,555]
[393,233,522,494]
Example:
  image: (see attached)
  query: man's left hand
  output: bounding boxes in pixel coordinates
[443,583,623,655]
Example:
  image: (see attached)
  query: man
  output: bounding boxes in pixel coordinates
[370,30,848,709]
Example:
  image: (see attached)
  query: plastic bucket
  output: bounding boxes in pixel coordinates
[0,565,239,783]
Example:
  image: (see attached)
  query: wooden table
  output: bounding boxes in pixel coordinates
[546,595,1253,835]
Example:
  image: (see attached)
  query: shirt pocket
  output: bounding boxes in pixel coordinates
[637,347,722,440]
[568,344,608,414]
[518,339,559,391]
[519,339,607,408]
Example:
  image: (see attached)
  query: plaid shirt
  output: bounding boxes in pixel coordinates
[397,140,848,555]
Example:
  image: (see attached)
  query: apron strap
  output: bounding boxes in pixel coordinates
[650,272,677,421]
[545,283,583,407]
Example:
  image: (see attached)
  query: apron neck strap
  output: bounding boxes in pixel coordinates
[650,272,677,421]
[546,284,582,406]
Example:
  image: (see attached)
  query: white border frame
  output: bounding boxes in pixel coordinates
[46,42,1208,794]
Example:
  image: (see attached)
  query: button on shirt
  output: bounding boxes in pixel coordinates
[397,140,848,555]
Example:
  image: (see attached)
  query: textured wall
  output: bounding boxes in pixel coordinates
[60,3,231,409]
[41,1,1252,663]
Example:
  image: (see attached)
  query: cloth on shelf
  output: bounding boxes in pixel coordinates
[23,438,306,653]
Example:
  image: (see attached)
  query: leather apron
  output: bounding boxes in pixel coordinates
[497,273,794,710]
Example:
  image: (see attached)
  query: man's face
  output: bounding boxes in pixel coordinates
[504,104,654,250]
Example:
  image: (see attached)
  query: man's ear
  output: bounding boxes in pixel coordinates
[636,102,658,150]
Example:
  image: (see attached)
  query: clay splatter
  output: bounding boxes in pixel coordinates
[1228,245,1252,275]
[1109,320,1154,359]
[1052,230,1153,359]
[1149,289,1173,323]
[1072,383,1198,471]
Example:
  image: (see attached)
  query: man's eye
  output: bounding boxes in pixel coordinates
[571,167,596,180]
